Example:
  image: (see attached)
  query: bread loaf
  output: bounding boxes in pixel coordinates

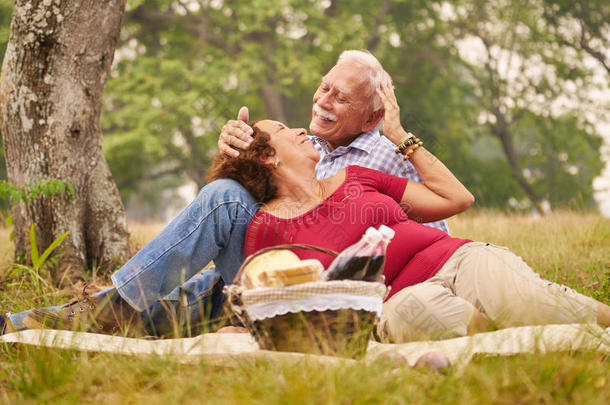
[241,249,324,288]
[259,259,324,286]
[241,249,301,288]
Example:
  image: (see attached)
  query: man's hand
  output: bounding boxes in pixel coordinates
[218,106,254,157]
[376,82,408,145]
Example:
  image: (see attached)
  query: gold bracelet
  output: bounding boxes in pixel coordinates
[394,132,418,154]
[395,136,417,153]
[402,141,424,161]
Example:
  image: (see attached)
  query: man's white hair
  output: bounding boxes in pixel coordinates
[336,50,392,113]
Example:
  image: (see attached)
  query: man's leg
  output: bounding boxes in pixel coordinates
[5,290,112,332]
[13,179,257,334]
[137,178,264,335]
[111,178,258,312]
[144,268,226,337]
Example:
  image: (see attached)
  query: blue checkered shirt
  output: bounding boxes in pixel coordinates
[310,129,450,234]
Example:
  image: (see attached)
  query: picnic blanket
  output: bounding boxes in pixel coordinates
[2,323,609,367]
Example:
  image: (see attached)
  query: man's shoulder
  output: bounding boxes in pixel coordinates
[362,134,406,171]
[360,133,423,180]
[344,131,397,160]
[370,133,398,154]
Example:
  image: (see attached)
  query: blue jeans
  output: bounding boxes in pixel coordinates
[7,179,259,334]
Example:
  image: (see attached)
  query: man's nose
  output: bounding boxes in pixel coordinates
[316,91,333,109]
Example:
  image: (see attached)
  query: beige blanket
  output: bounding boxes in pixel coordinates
[2,324,609,367]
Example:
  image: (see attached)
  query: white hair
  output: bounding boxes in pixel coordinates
[336,50,392,113]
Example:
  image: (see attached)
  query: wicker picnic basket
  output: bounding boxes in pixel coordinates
[224,244,387,358]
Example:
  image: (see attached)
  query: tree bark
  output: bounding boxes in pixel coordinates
[489,110,545,215]
[0,0,130,284]
[259,83,288,124]
[366,0,392,52]
[259,34,288,123]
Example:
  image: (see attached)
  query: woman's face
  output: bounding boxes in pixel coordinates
[254,120,320,165]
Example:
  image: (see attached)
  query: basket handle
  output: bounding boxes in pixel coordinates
[233,244,338,285]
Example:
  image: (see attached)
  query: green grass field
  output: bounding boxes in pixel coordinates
[1,211,609,404]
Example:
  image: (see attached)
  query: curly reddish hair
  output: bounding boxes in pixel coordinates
[207,121,278,203]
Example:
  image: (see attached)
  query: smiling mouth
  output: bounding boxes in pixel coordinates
[313,105,337,122]
[315,113,335,123]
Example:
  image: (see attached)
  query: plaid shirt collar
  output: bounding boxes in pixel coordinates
[311,129,379,156]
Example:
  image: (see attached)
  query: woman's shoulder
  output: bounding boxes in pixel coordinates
[320,167,347,194]
[344,165,388,180]
[322,166,380,184]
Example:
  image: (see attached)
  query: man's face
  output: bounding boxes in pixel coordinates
[309,63,378,150]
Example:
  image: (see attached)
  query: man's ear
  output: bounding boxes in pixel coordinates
[362,108,384,132]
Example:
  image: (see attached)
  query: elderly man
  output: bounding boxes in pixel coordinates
[3,50,452,337]
[219,51,449,233]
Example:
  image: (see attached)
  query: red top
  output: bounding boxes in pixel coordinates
[245,165,471,299]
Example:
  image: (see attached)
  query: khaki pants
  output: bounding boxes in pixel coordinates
[378,242,598,342]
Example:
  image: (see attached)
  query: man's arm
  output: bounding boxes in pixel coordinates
[218,106,254,157]
[376,82,474,222]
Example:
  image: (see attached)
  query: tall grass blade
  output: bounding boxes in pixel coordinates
[37,230,70,268]
[29,223,40,269]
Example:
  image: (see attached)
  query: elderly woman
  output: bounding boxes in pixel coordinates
[207,83,610,342]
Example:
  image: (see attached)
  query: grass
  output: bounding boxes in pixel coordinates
[1,211,609,404]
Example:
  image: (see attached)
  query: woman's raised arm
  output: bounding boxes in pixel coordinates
[376,82,474,223]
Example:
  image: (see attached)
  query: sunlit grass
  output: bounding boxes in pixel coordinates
[448,210,610,302]
[1,211,609,404]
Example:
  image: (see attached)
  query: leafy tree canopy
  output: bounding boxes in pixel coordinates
[1,0,607,214]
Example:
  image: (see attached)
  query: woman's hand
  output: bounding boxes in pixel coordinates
[376,81,408,145]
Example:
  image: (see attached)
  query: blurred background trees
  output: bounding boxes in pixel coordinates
[1,0,608,219]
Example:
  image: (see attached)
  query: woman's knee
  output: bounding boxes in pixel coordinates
[378,284,473,342]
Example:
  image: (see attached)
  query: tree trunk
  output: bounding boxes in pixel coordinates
[259,83,288,124]
[490,112,545,215]
[0,0,130,284]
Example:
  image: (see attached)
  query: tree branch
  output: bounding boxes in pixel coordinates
[366,0,392,52]
[126,5,238,54]
[578,20,610,75]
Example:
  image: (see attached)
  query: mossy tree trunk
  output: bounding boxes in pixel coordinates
[0,0,130,284]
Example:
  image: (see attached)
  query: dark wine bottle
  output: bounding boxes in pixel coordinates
[362,225,395,282]
[324,228,382,281]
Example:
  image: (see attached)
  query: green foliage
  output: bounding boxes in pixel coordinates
[0,0,605,212]
[0,0,13,211]
[515,113,604,208]
[7,225,70,294]
[28,223,70,273]
[104,0,346,198]
[0,179,75,203]
[98,0,606,212]
[0,178,75,235]
[0,178,73,281]
[0,0,12,66]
